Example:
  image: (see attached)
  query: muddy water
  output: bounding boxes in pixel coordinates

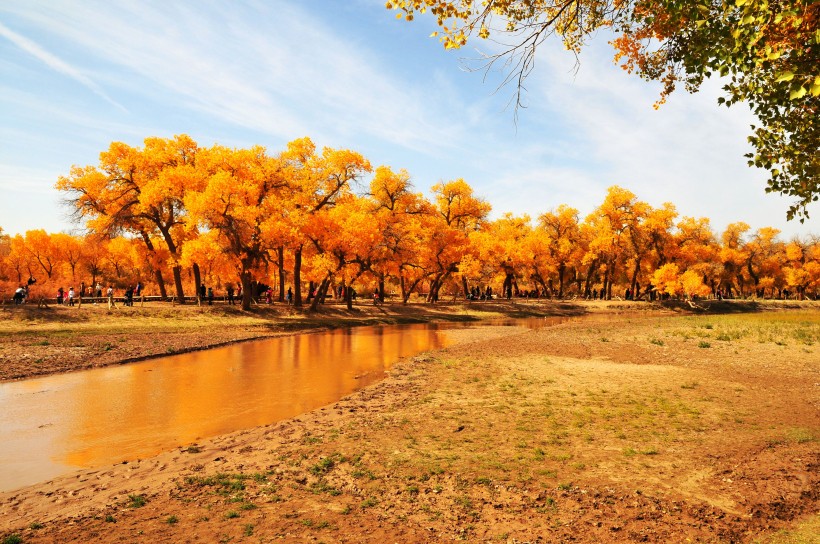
[0,317,574,492]
[0,323,465,492]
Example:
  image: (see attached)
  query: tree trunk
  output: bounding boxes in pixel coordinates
[309,277,330,311]
[402,275,423,304]
[278,246,285,302]
[583,260,596,296]
[631,259,641,294]
[427,276,441,303]
[192,263,202,303]
[462,276,469,298]
[558,263,566,298]
[320,280,329,303]
[346,282,355,310]
[535,275,549,297]
[607,262,614,300]
[240,270,253,310]
[155,269,167,299]
[172,265,185,304]
[293,247,303,307]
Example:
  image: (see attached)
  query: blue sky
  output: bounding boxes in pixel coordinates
[1,0,816,239]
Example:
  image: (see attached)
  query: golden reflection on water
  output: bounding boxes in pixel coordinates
[0,324,450,492]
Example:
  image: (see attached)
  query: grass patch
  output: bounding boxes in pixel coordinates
[754,513,820,543]
[309,454,344,475]
[127,494,147,508]
[786,428,815,444]
[360,497,378,509]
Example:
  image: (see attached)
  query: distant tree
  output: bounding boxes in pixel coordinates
[538,205,582,297]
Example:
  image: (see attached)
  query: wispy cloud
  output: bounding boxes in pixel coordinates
[1,2,465,154]
[485,37,807,236]
[0,21,127,112]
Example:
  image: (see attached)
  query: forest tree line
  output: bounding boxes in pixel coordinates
[1,135,818,310]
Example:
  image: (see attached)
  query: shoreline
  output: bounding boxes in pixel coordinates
[2,298,811,384]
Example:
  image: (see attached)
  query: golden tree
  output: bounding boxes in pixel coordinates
[427,179,491,301]
[185,144,286,310]
[56,135,203,302]
[368,166,436,303]
[280,138,372,307]
[538,205,583,297]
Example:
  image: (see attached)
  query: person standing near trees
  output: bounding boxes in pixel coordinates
[207,286,214,305]
[226,284,235,305]
[107,285,116,309]
[67,287,75,307]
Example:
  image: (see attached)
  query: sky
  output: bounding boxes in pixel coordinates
[0,0,816,240]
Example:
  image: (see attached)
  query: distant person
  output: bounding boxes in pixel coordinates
[57,287,64,305]
[286,287,293,305]
[207,286,214,305]
[68,287,75,306]
[226,284,235,305]
[107,286,116,309]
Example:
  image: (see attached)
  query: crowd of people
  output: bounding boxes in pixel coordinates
[47,282,143,308]
[7,278,813,307]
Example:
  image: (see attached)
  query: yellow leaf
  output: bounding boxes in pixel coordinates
[790,86,807,100]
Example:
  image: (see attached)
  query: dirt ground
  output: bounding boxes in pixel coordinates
[0,300,818,543]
